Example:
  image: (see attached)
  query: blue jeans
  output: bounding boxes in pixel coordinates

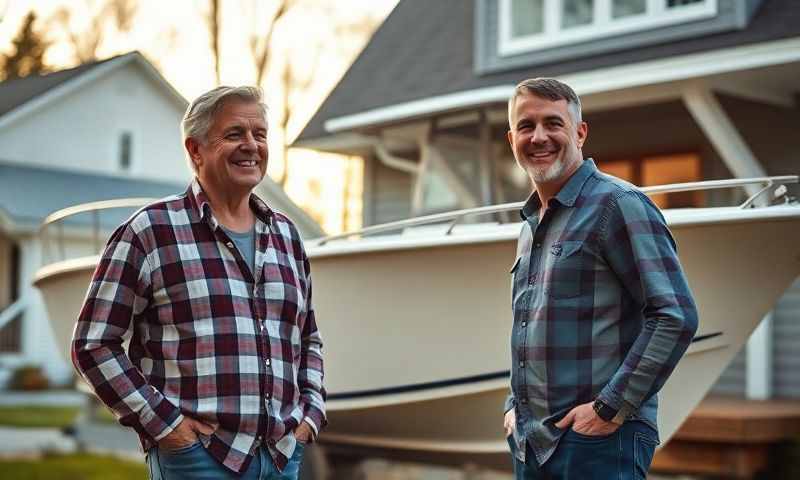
[510,421,659,480]
[147,441,305,480]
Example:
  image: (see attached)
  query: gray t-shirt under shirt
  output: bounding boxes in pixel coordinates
[221,225,256,276]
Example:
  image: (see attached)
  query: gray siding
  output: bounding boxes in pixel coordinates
[366,157,413,226]
[711,348,747,397]
[774,278,800,398]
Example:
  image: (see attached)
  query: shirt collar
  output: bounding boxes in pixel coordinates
[188,177,274,230]
[520,158,597,221]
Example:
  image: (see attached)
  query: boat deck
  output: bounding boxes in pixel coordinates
[652,395,800,478]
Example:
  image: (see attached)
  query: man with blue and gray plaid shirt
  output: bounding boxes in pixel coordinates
[502,78,698,479]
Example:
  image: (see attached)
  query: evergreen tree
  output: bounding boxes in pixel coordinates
[1,12,50,81]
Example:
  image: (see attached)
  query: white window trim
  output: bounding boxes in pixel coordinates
[498,0,718,57]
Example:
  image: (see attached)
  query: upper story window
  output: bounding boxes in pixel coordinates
[499,0,717,57]
[119,131,133,171]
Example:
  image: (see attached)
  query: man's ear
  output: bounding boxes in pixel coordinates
[185,137,202,170]
[507,129,514,149]
[576,121,588,148]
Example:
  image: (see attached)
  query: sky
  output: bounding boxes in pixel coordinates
[0,0,399,233]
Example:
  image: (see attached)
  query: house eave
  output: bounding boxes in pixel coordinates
[322,36,800,136]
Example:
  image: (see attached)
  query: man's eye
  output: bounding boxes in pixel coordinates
[226,133,240,139]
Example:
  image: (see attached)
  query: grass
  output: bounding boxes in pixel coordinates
[0,405,81,428]
[0,453,147,480]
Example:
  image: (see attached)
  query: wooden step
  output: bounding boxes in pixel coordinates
[651,396,800,478]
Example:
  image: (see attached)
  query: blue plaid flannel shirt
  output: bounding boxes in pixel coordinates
[506,159,698,465]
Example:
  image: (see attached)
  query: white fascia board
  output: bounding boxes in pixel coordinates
[325,86,514,133]
[323,36,800,134]
[0,52,187,129]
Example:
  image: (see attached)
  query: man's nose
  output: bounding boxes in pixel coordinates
[531,125,547,144]
[240,133,257,151]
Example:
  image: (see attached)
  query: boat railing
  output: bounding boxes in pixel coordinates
[39,198,157,265]
[316,175,798,245]
[36,176,797,262]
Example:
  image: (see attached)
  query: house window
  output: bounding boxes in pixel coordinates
[119,131,133,171]
[597,153,704,209]
[499,0,717,57]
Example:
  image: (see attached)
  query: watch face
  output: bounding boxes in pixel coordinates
[593,400,615,421]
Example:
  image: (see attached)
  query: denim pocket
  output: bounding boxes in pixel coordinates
[633,431,658,480]
[565,428,616,443]
[161,440,202,456]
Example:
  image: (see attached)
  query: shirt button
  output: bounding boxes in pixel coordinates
[518,361,524,368]
[521,398,528,404]
[521,321,527,327]
[265,358,270,366]
[534,243,542,249]
[226,242,234,248]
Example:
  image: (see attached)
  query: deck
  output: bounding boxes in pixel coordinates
[652,396,800,478]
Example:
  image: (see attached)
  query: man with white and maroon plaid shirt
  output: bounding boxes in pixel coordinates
[72,86,325,479]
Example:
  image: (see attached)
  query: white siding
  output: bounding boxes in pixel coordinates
[0,62,190,184]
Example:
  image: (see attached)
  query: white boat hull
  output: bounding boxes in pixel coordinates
[34,205,800,465]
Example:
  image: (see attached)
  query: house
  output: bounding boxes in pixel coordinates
[0,51,323,387]
[295,0,799,474]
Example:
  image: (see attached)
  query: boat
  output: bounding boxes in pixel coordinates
[33,176,800,468]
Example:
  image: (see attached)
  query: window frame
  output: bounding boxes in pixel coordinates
[498,0,718,57]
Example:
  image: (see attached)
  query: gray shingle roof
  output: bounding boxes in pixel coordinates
[0,55,122,119]
[295,0,800,144]
[0,160,186,230]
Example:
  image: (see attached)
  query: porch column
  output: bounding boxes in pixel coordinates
[746,312,774,400]
[682,84,766,198]
[478,110,495,206]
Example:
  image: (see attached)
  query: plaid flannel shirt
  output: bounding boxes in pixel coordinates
[505,159,698,465]
[72,179,326,474]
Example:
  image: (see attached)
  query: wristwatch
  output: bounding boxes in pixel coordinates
[592,399,618,422]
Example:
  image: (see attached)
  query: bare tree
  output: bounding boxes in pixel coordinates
[207,0,221,85]
[1,11,50,81]
[273,40,322,186]
[249,0,291,88]
[50,0,137,64]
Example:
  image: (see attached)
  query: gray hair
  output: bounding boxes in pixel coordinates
[181,86,268,172]
[508,77,582,126]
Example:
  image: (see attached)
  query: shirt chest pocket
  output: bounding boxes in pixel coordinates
[546,242,584,299]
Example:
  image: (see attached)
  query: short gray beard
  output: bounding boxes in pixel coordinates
[530,157,567,184]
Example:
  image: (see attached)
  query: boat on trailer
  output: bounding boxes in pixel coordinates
[33,176,800,468]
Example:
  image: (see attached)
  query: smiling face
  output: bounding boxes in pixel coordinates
[186,98,268,199]
[507,93,587,187]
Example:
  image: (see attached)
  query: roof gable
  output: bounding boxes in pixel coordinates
[0,51,186,128]
[295,0,800,144]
